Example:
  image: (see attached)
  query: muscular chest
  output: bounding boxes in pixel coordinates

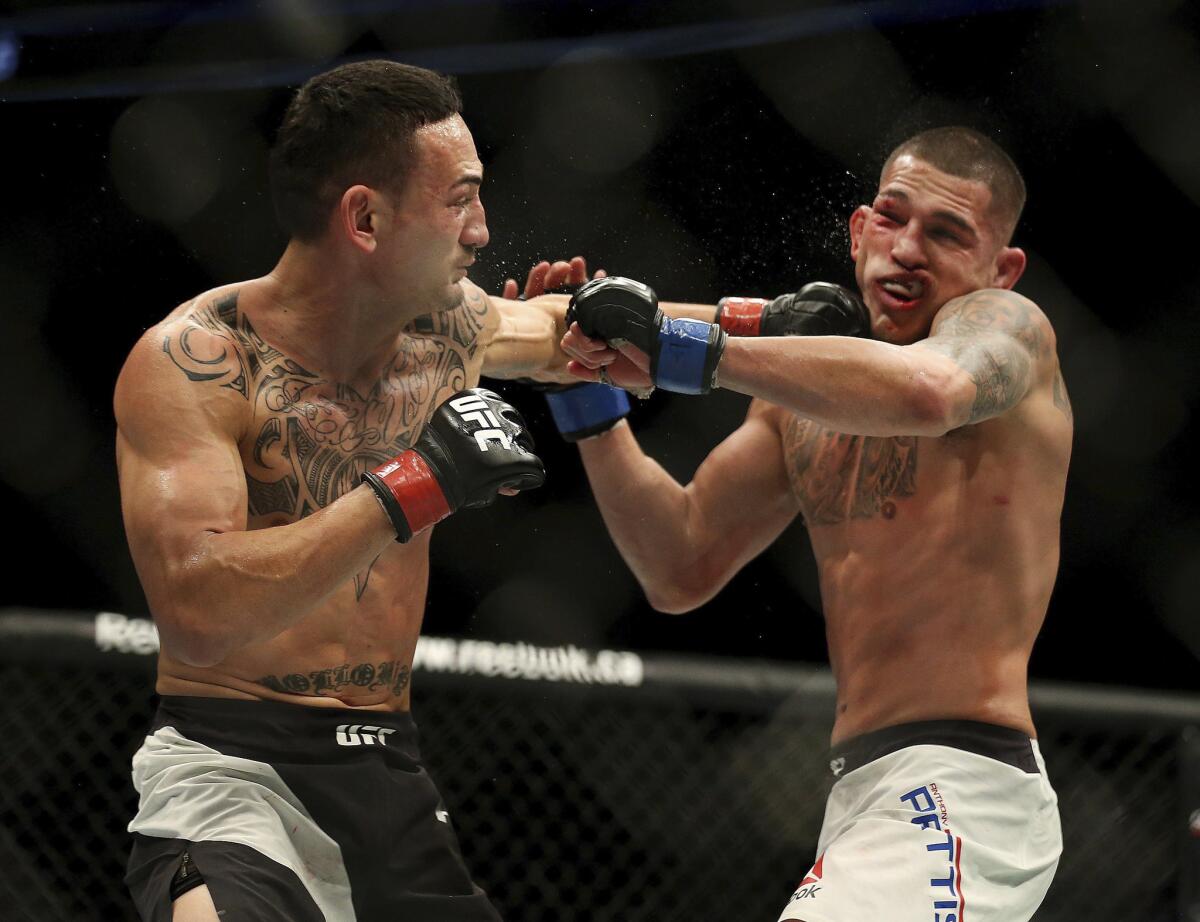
[241,333,475,523]
[782,415,921,527]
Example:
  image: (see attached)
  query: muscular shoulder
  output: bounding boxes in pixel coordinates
[115,287,252,442]
[916,288,1065,428]
[405,280,497,360]
[929,288,1056,367]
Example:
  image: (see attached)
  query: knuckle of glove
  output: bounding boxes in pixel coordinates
[568,277,660,351]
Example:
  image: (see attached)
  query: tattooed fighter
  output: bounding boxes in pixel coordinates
[560,128,1070,922]
[115,61,580,922]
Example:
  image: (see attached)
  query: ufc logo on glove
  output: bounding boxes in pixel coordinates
[362,387,546,543]
[448,393,514,451]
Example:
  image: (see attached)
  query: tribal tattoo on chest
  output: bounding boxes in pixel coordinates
[783,416,918,526]
[162,288,488,597]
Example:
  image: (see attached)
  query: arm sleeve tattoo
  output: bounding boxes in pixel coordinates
[922,289,1048,424]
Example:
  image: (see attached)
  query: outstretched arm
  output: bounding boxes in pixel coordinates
[482,257,596,383]
[718,288,1052,435]
[577,400,799,613]
[482,257,717,382]
[567,287,1052,437]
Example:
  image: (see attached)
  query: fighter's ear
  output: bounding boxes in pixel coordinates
[337,185,379,254]
[992,245,1026,290]
[849,206,870,261]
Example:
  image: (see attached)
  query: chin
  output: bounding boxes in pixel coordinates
[874,313,930,346]
[424,281,462,313]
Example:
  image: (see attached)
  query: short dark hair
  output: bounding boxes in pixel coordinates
[882,126,1026,243]
[269,60,463,241]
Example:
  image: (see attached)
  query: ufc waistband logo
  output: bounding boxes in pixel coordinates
[448,394,513,452]
[335,724,396,747]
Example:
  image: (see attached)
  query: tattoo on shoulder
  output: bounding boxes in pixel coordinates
[163,291,317,402]
[1052,367,1073,422]
[925,289,1048,424]
[408,286,490,359]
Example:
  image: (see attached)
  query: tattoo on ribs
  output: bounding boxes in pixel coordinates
[257,659,412,696]
[354,553,383,601]
[783,417,918,525]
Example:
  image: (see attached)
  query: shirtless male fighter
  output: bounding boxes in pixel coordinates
[115,60,589,922]
[558,127,1070,921]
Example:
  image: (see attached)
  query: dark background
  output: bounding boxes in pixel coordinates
[2,0,1197,691]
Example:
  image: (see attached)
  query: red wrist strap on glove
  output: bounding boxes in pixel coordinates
[715,297,769,336]
[363,451,452,542]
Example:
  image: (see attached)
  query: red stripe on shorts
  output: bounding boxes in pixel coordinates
[955,835,965,921]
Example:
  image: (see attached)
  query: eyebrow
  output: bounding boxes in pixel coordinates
[877,188,978,238]
[452,173,483,189]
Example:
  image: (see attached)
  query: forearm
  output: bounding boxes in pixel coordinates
[661,301,718,323]
[161,486,396,665]
[576,422,713,612]
[483,295,716,382]
[716,336,966,437]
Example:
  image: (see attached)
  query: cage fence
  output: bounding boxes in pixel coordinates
[0,610,1196,922]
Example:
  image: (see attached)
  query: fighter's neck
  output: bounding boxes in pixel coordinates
[250,242,415,386]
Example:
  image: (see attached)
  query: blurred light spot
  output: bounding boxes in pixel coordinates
[0,32,19,82]
[262,0,350,58]
[109,97,221,224]
[1083,1,1200,206]
[0,264,98,497]
[740,28,917,168]
[1067,327,1189,463]
[1152,526,1200,662]
[473,575,606,647]
[1062,326,1124,434]
[533,51,663,175]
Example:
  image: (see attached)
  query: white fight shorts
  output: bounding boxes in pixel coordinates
[778,720,1061,922]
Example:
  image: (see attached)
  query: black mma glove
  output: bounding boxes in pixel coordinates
[362,388,545,542]
[715,282,871,338]
[566,277,726,395]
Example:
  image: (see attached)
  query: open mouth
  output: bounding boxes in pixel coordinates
[876,277,925,312]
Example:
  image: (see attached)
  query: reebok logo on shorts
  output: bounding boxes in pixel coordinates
[335,724,396,747]
[788,853,824,903]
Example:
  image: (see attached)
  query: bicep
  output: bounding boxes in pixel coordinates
[115,332,249,606]
[684,399,800,572]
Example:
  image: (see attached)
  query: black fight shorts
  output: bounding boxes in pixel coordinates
[125,695,502,922]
